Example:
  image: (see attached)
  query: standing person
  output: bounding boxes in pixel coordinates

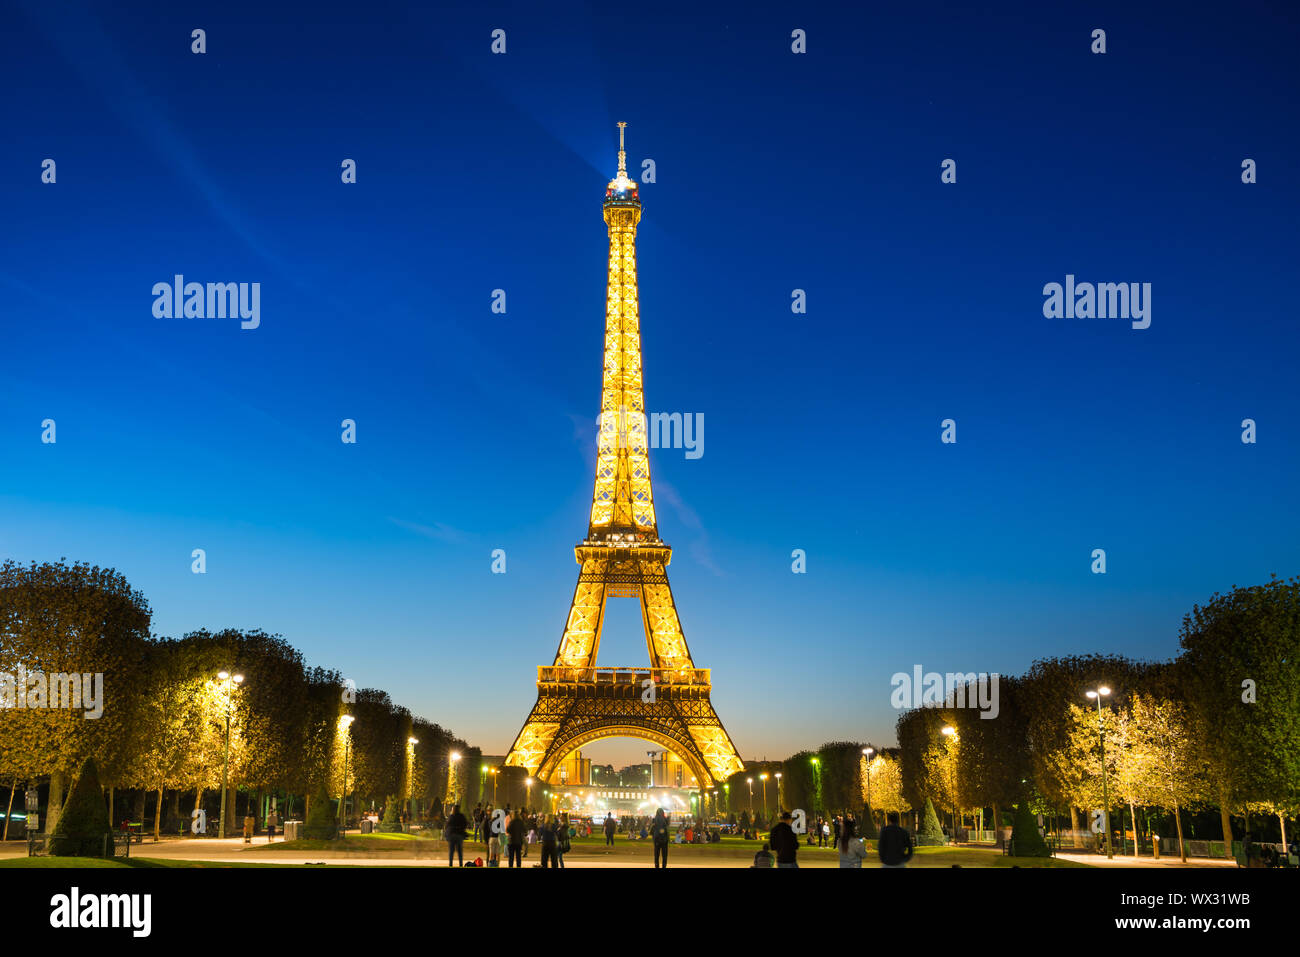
[507,806,526,867]
[540,816,559,869]
[651,808,670,868]
[266,805,279,843]
[604,813,616,847]
[770,811,800,868]
[877,818,915,868]
[838,818,866,868]
[243,813,255,844]
[472,803,483,843]
[446,803,468,868]
[557,813,571,869]
[833,815,842,850]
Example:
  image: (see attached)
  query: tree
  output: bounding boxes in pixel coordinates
[1180,576,1300,848]
[862,750,908,827]
[1020,654,1155,833]
[47,757,113,857]
[0,560,151,833]
[1125,691,1208,861]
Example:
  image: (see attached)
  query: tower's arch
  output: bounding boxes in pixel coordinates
[538,726,712,790]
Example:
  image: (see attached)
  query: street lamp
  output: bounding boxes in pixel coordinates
[942,726,959,843]
[526,777,534,808]
[1086,687,1114,859]
[338,713,354,837]
[216,671,244,839]
[489,767,499,802]
[863,747,875,825]
[811,757,821,815]
[759,773,769,821]
[774,773,783,811]
[406,737,419,819]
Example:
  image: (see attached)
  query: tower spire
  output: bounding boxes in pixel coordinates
[617,121,627,176]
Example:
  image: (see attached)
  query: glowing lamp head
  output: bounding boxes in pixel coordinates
[942,726,956,737]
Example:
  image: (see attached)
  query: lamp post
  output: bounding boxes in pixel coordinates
[747,777,754,815]
[338,713,354,837]
[526,777,534,809]
[941,726,959,843]
[811,757,821,815]
[774,773,783,812]
[406,737,418,820]
[490,767,499,802]
[1086,687,1114,859]
[862,747,875,826]
[216,671,244,839]
[447,751,461,810]
[759,773,769,822]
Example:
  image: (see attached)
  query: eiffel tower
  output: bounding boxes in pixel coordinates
[504,124,744,790]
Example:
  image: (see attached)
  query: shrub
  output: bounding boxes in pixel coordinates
[1009,801,1050,857]
[916,797,946,846]
[304,785,338,840]
[47,758,113,857]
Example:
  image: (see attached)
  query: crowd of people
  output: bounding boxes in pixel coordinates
[425,801,915,868]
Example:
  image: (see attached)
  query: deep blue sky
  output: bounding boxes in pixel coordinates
[3,1,1297,767]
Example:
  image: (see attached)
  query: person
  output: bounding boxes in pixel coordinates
[838,818,866,868]
[604,813,616,847]
[243,814,255,844]
[487,830,501,867]
[557,813,571,869]
[833,815,842,849]
[752,842,774,868]
[446,803,468,867]
[540,816,560,869]
[878,818,915,868]
[472,803,483,843]
[770,811,799,868]
[507,807,526,867]
[266,806,279,843]
[651,808,670,868]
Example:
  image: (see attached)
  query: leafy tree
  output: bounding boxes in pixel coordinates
[1125,691,1208,861]
[47,757,113,857]
[1019,654,1155,833]
[0,560,151,832]
[1180,576,1300,846]
[862,749,908,827]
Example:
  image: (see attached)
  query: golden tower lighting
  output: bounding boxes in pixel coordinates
[504,123,744,789]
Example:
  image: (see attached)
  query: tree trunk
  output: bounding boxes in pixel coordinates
[1129,802,1138,857]
[1218,790,1234,861]
[1279,812,1287,849]
[107,786,114,830]
[1173,803,1186,861]
[992,803,1001,844]
[2,780,16,842]
[47,769,67,835]
[1069,805,1080,840]
[154,787,164,841]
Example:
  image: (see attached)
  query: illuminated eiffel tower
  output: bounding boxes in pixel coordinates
[504,124,744,790]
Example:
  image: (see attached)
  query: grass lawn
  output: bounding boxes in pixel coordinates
[0,857,309,869]
[246,833,1089,867]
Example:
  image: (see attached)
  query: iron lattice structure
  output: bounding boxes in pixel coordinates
[505,125,744,788]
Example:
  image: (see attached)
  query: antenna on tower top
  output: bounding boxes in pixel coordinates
[617,121,627,176]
